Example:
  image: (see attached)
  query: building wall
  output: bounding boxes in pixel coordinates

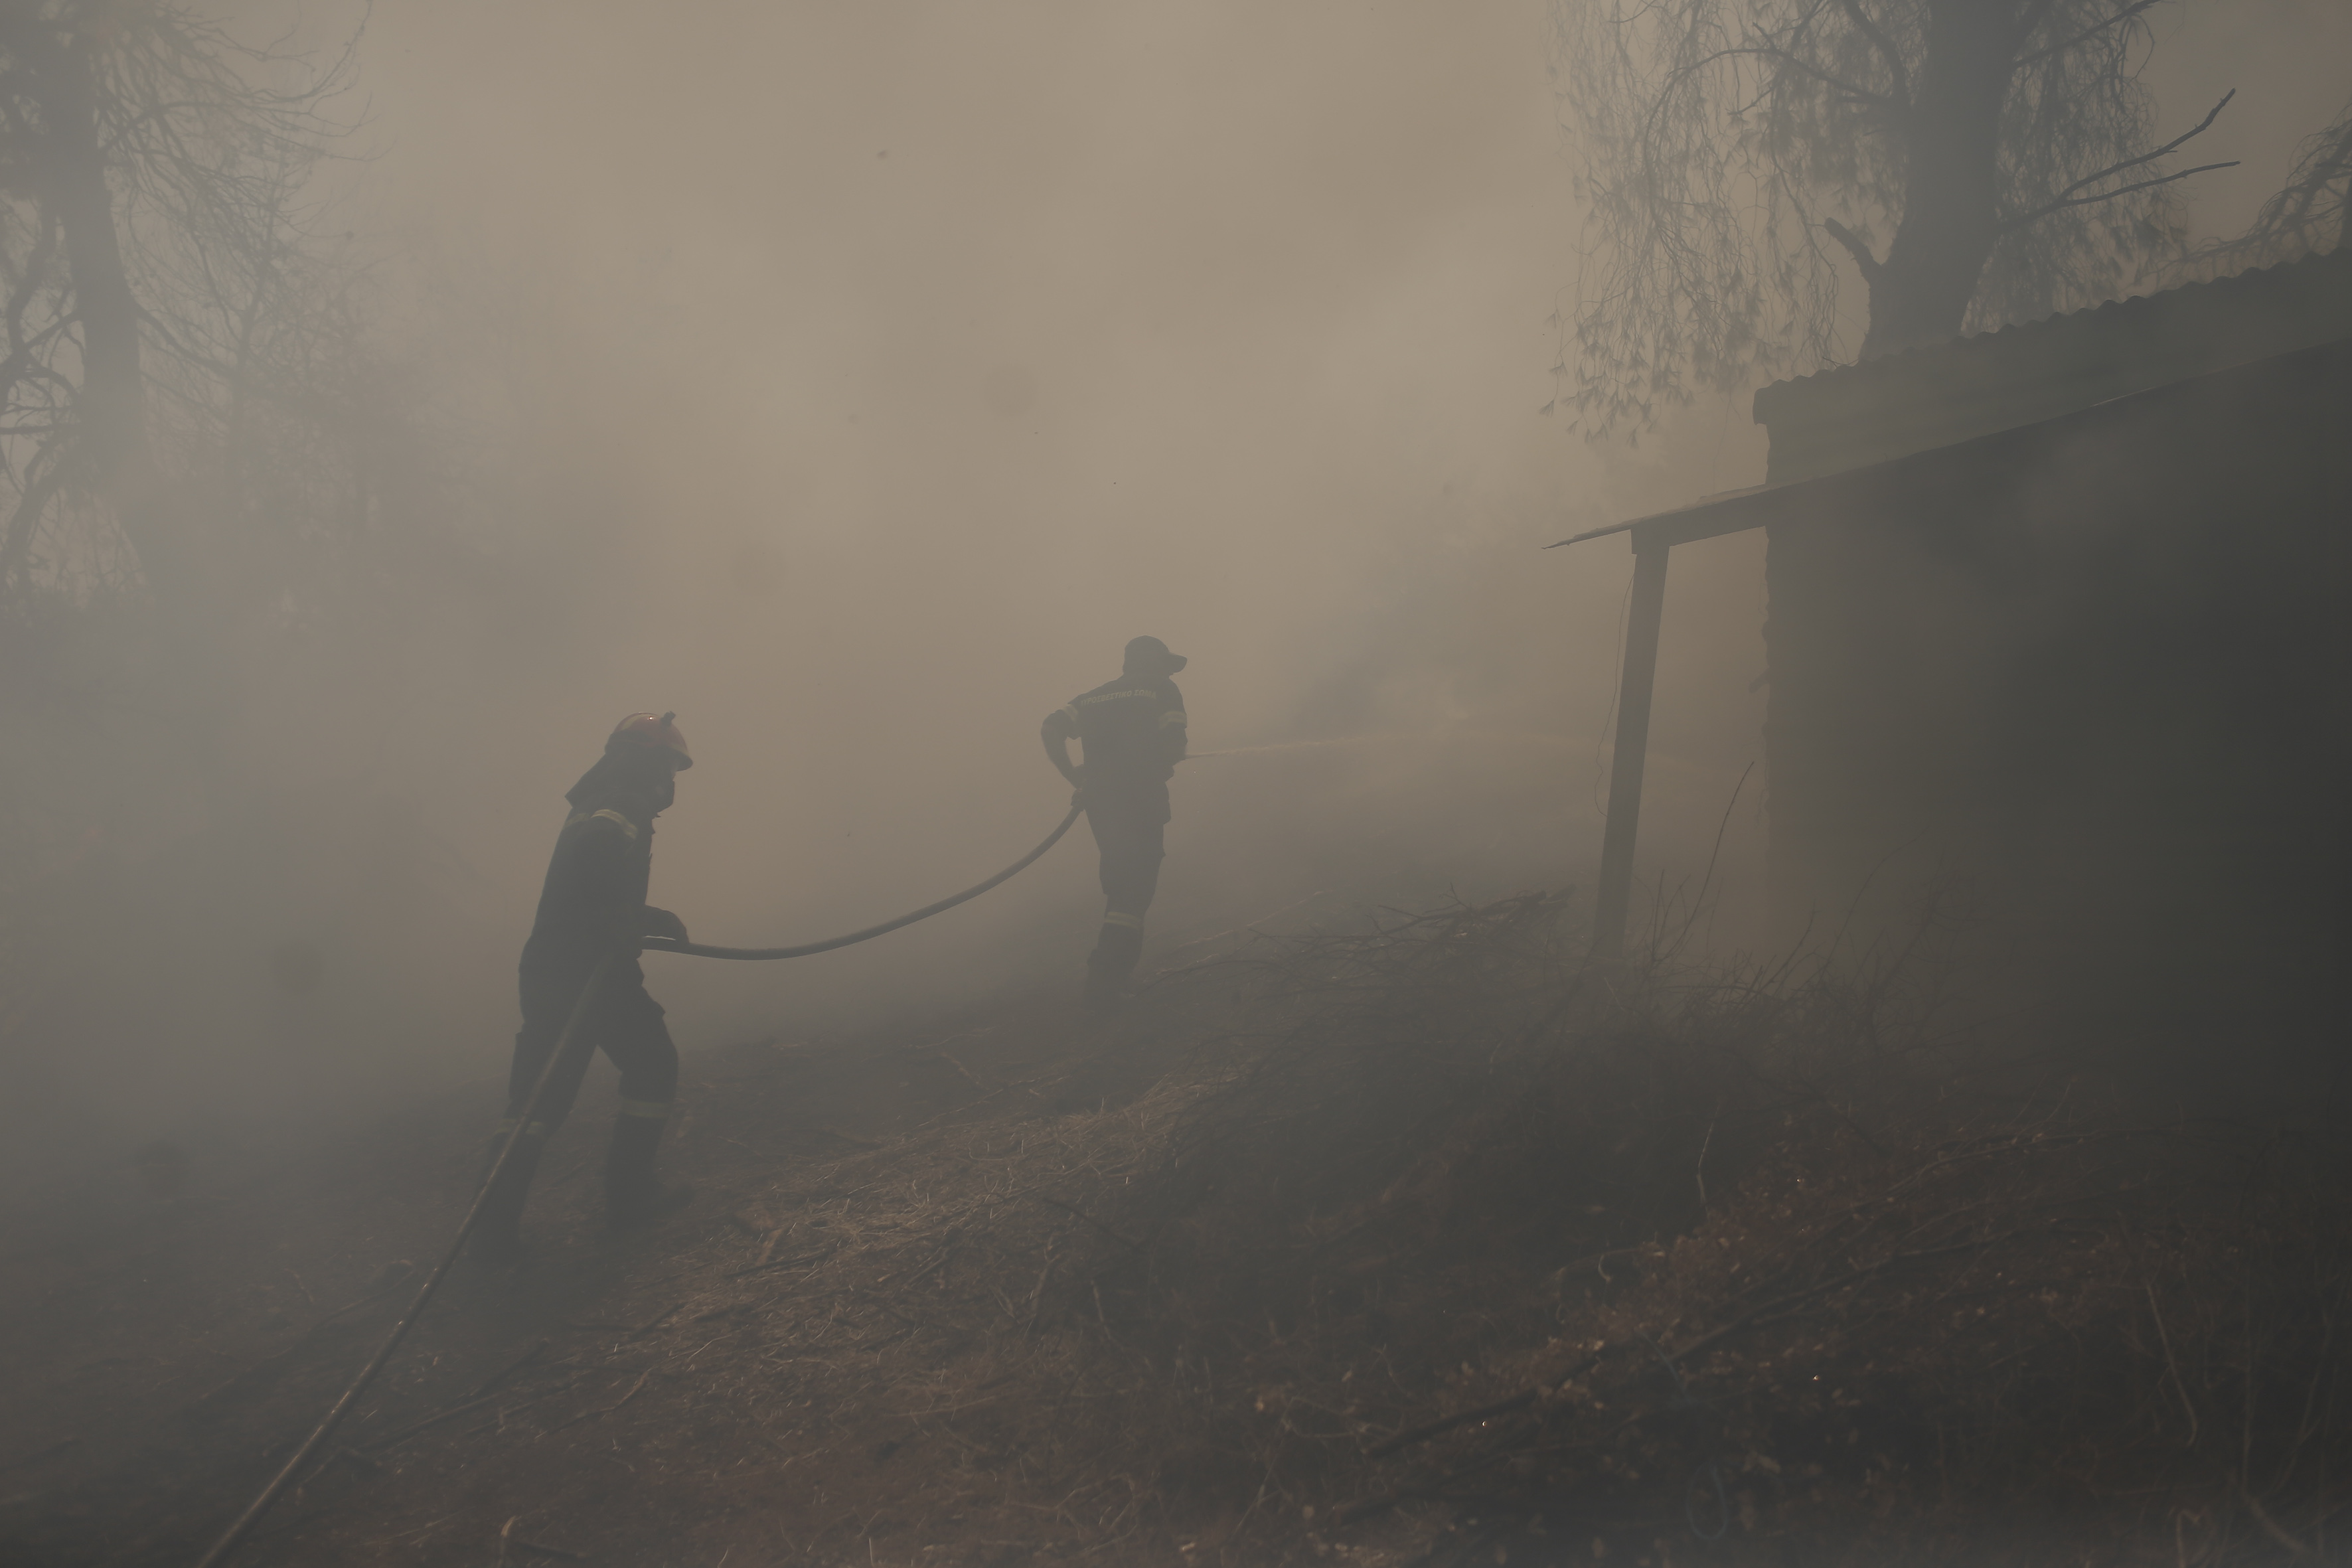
[1762,339,2352,1044]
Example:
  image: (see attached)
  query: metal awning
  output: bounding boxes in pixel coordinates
[1547,484,1783,955]
[1547,483,1778,553]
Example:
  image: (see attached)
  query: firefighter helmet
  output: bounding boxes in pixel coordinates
[1123,635,1187,674]
[610,711,694,769]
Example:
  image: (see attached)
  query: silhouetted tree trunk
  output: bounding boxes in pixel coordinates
[1857,0,2015,356]
[34,20,176,593]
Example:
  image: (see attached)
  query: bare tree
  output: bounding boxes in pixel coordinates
[0,0,367,611]
[0,1,463,907]
[1549,0,2239,432]
[0,7,483,1141]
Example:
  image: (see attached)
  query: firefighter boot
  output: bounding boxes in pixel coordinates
[604,1109,692,1230]
[470,1125,547,1266]
[1083,915,1146,1012]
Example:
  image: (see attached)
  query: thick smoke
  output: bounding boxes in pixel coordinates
[248,0,1774,1121]
[8,0,2343,1180]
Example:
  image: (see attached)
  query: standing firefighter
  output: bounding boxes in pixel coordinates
[475,712,698,1263]
[1042,637,1189,1008]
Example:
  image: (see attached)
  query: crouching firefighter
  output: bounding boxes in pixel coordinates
[1042,637,1188,1009]
[473,712,698,1263]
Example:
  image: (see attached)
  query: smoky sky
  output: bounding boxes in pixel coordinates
[35,1,2347,1159]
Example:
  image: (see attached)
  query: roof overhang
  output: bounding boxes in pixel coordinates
[1545,484,1779,554]
[1549,327,2352,557]
[1749,249,2352,484]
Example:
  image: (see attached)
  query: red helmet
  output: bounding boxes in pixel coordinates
[610,711,694,769]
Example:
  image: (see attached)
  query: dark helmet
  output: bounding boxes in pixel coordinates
[609,710,694,769]
[1123,635,1187,674]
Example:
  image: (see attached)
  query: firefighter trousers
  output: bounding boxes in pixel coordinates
[1085,791,1167,980]
[504,955,680,1137]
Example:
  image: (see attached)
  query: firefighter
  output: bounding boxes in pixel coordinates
[1042,637,1188,1008]
[474,712,698,1263]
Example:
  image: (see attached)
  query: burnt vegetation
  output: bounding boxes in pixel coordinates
[1042,898,2352,1563]
[17,893,2351,1565]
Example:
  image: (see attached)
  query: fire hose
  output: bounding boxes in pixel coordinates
[639,798,1084,960]
[191,798,1085,1568]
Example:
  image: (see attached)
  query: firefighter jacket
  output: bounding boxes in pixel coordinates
[1056,674,1187,801]
[519,756,668,975]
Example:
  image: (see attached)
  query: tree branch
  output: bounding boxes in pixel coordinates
[2258,112,2352,235]
[2000,161,2238,234]
[1656,44,1897,115]
[1751,42,1899,108]
[1821,217,1884,283]
[0,440,69,593]
[2004,0,2061,61]
[1832,0,1909,106]
[2017,0,2165,66]
[1997,88,2235,230]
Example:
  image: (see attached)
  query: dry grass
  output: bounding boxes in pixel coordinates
[196,892,2352,1565]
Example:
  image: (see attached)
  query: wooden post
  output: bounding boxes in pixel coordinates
[1593,536,1670,957]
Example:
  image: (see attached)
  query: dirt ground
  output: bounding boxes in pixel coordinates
[0,984,1214,1567]
[7,895,2349,1568]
